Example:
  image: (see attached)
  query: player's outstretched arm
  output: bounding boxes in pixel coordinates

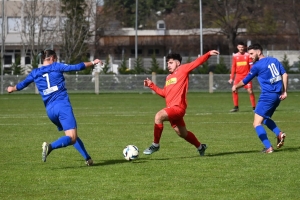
[7,85,17,93]
[144,78,153,87]
[83,59,103,68]
[209,50,219,56]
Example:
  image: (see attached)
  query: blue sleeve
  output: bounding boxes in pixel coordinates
[277,60,286,75]
[16,73,34,91]
[243,65,258,85]
[56,62,85,72]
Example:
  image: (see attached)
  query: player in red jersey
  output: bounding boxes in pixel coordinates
[228,42,256,112]
[143,50,219,156]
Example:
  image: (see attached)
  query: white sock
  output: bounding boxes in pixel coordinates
[152,143,159,147]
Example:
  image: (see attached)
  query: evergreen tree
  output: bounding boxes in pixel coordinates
[148,53,167,74]
[281,54,291,72]
[214,57,229,74]
[101,56,111,74]
[133,57,146,74]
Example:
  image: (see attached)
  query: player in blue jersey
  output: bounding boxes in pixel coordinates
[232,43,288,153]
[7,49,102,165]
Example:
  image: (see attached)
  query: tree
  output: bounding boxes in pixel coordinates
[281,54,291,72]
[14,0,60,68]
[203,0,264,53]
[60,0,95,64]
[148,54,167,74]
[102,0,178,29]
[133,57,146,74]
[101,56,113,74]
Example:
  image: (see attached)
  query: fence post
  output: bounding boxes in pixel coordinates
[151,72,156,94]
[209,71,213,93]
[95,72,99,94]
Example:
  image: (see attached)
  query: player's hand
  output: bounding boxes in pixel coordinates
[279,92,287,100]
[209,50,220,56]
[144,78,152,87]
[7,86,16,93]
[231,85,237,93]
[93,59,102,65]
[228,79,233,84]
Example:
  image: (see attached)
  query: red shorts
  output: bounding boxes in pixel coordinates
[164,106,186,128]
[234,76,253,89]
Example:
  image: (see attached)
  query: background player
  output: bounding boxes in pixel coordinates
[7,49,102,166]
[232,43,287,153]
[143,50,219,156]
[229,42,256,112]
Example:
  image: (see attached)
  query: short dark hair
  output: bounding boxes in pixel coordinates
[166,53,182,63]
[40,49,57,60]
[247,43,263,51]
[237,41,246,46]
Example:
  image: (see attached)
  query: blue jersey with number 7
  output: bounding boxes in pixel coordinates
[243,57,286,93]
[16,62,85,107]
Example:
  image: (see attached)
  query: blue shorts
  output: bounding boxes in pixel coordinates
[46,101,77,131]
[255,93,281,119]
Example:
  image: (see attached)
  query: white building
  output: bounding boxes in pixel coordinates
[0,0,97,74]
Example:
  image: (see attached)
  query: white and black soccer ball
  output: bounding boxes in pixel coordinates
[123,145,139,161]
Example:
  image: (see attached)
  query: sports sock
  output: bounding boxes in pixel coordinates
[153,123,163,144]
[73,137,91,160]
[263,119,281,136]
[50,136,72,149]
[184,131,201,148]
[250,93,256,107]
[233,92,238,107]
[255,125,272,148]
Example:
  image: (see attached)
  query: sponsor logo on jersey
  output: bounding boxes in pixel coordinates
[236,61,247,67]
[165,77,177,86]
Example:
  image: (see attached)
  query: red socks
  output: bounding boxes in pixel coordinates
[184,131,201,148]
[233,92,238,107]
[153,124,163,144]
[250,93,256,107]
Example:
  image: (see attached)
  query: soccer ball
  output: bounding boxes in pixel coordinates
[123,145,139,161]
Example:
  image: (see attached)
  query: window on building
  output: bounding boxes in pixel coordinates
[42,17,57,31]
[59,17,67,30]
[25,17,40,33]
[4,55,12,65]
[8,17,22,33]
[131,49,142,55]
[148,49,159,55]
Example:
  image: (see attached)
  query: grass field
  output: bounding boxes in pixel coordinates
[0,92,299,200]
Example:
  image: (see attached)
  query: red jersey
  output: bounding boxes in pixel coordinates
[149,52,211,110]
[230,52,252,79]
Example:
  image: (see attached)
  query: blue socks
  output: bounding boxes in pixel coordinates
[73,137,91,160]
[51,136,72,149]
[263,119,281,137]
[49,136,91,161]
[255,125,272,148]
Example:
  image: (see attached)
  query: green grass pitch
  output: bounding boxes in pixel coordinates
[0,92,299,199]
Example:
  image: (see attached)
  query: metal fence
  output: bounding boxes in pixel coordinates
[2,74,300,94]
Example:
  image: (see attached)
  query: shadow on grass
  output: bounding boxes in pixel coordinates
[206,146,300,157]
[92,158,148,166]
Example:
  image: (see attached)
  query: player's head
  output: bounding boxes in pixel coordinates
[236,41,246,53]
[40,49,57,63]
[247,43,263,63]
[166,53,182,73]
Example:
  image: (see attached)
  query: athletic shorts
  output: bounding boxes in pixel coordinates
[164,106,186,128]
[46,101,77,131]
[255,93,281,119]
[234,76,253,89]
